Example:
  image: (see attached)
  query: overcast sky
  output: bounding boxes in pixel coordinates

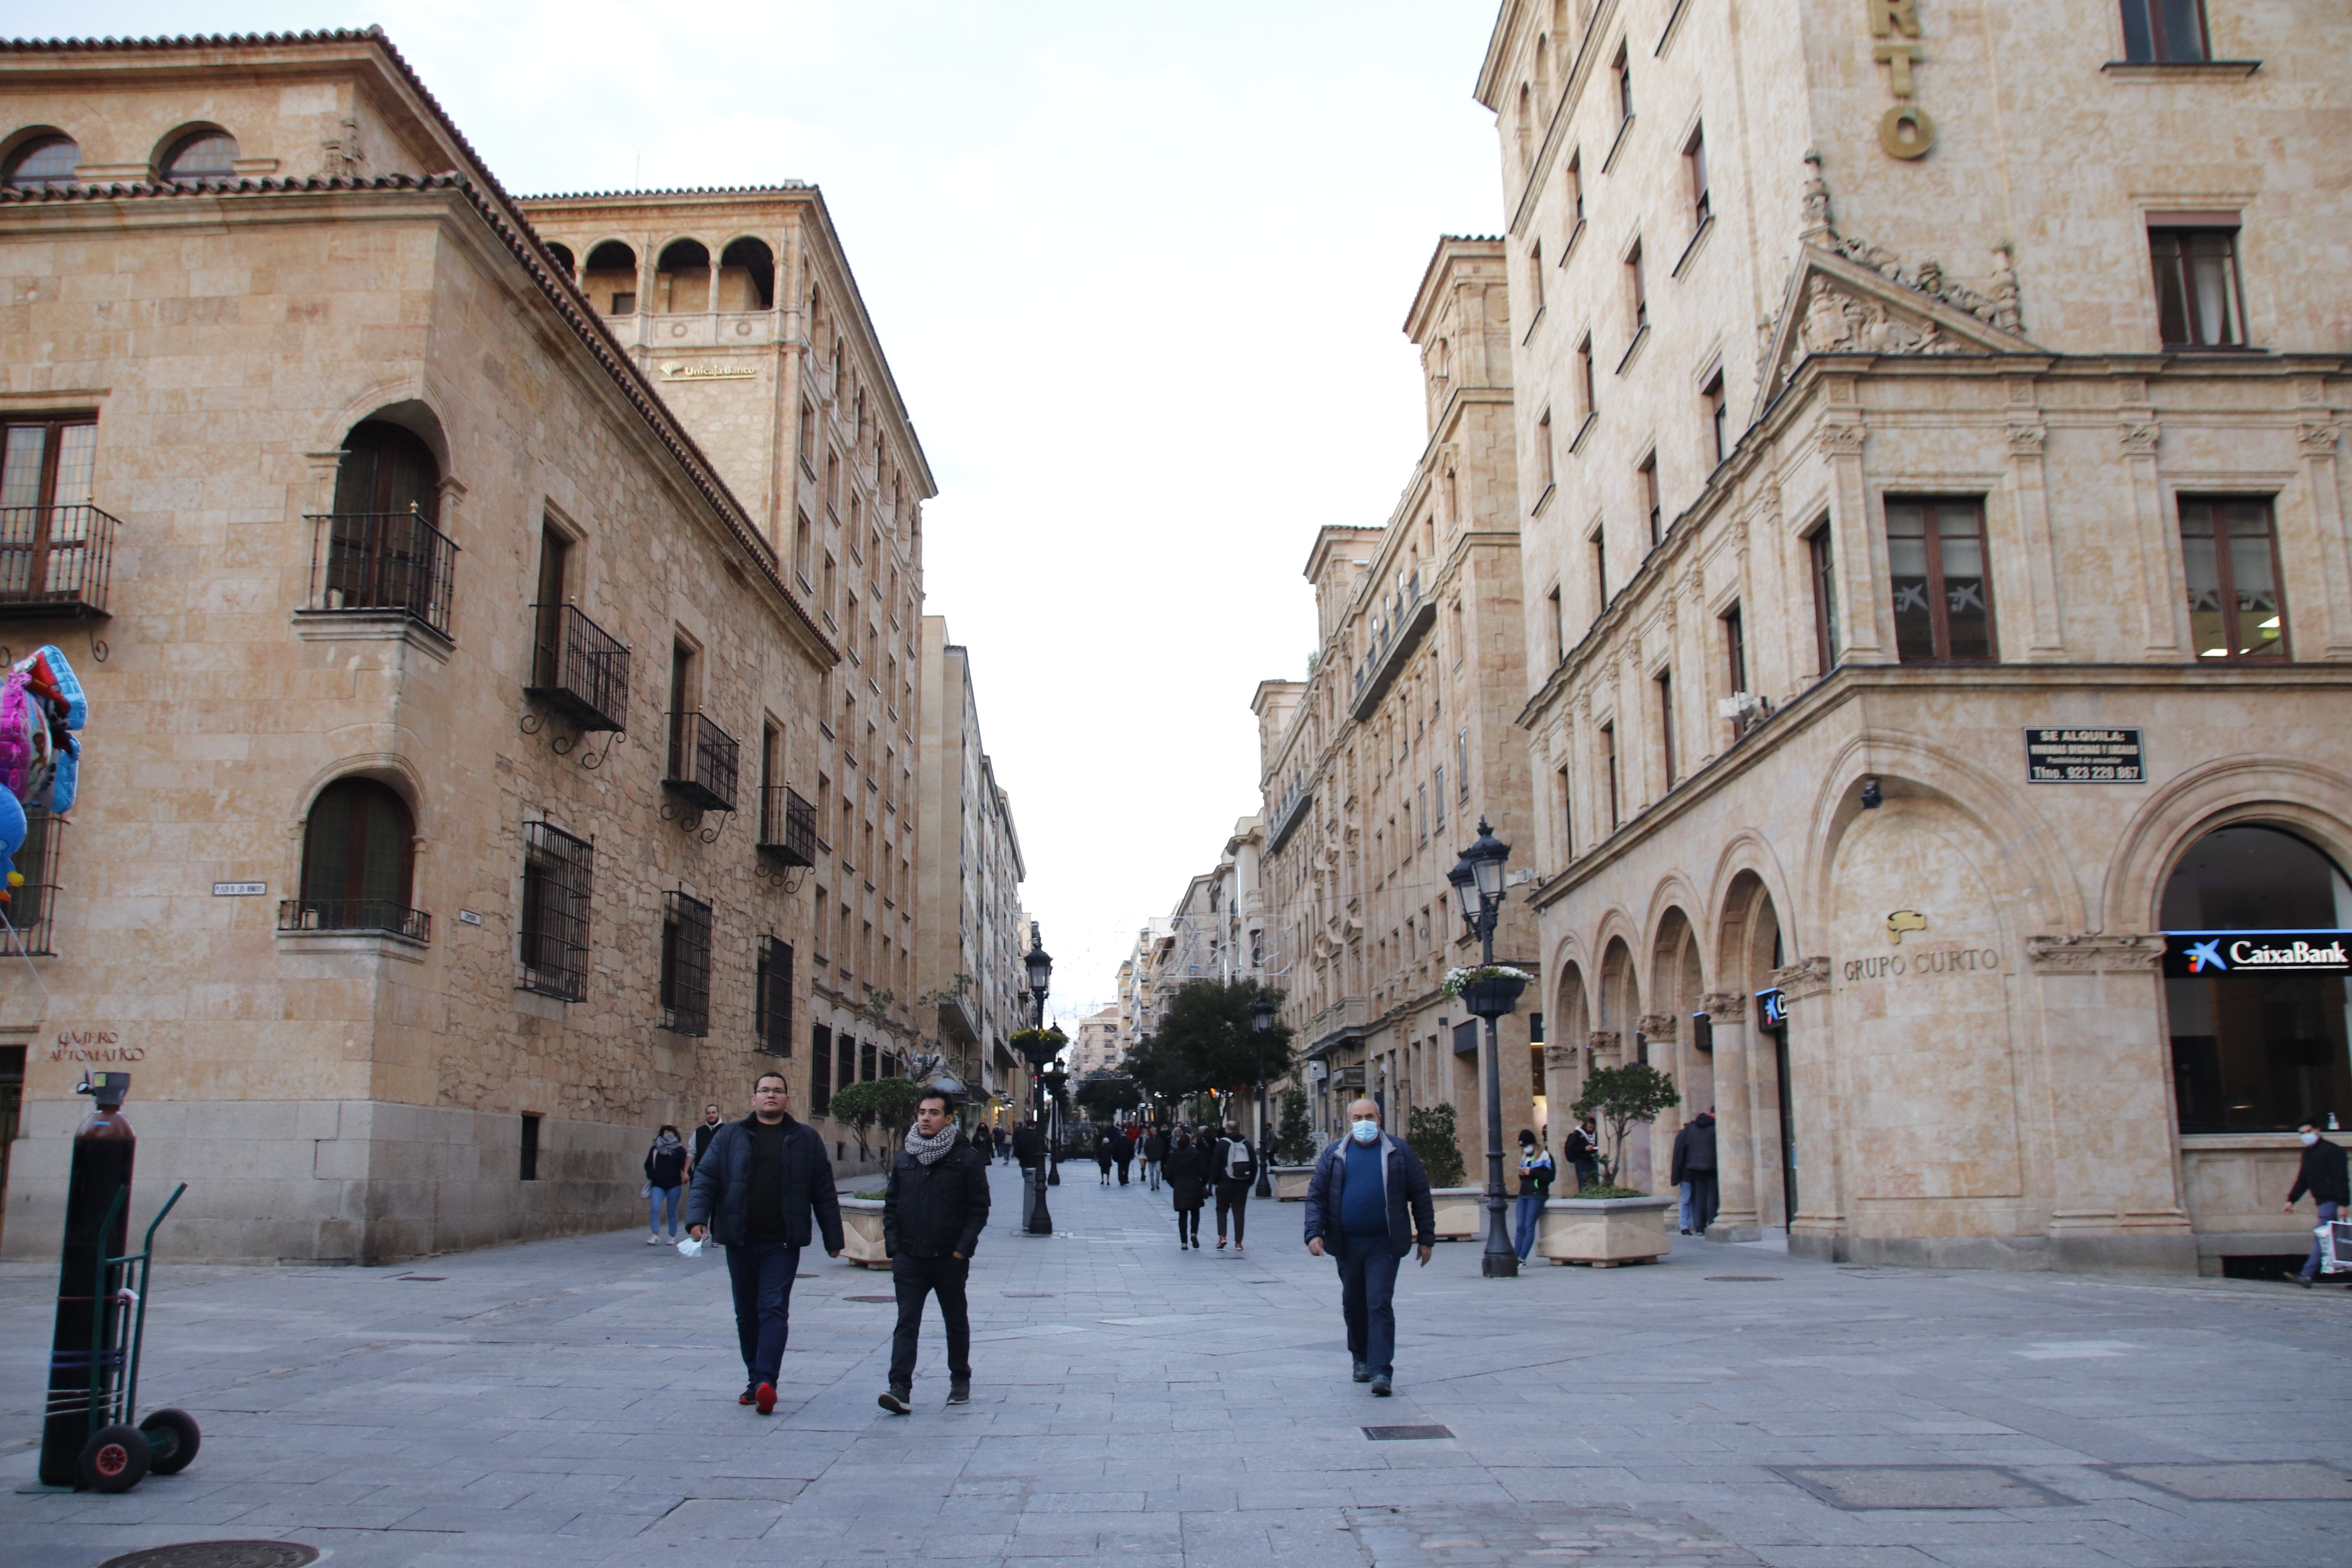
[28,0,1507,1022]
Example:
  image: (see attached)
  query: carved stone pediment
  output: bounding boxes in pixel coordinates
[1700,991,1746,1022]
[1769,955,1834,1001]
[2026,932,2162,975]
[1753,242,2041,423]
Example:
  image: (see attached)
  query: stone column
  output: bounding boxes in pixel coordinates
[1769,956,1841,1259]
[1815,403,1887,662]
[1701,991,1760,1239]
[2117,387,2178,657]
[1637,1011,1679,1195]
[2003,390,2066,659]
[2291,388,2352,658]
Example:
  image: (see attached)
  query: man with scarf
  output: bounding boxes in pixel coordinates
[879,1087,992,1412]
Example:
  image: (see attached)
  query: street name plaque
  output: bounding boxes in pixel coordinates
[2025,728,2143,783]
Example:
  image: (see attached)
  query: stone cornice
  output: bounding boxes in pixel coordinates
[2026,933,2163,975]
[1769,957,1833,1001]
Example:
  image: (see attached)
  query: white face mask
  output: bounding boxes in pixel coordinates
[1350,1120,1381,1145]
[2301,1131,2321,1146]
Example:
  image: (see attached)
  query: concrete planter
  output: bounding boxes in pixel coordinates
[838,1196,889,1269]
[1429,1186,1485,1240]
[1272,1165,1313,1201]
[1537,1195,1675,1266]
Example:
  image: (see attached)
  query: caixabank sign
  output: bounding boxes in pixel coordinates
[2163,931,2352,978]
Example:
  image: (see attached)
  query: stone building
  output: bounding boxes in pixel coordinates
[1253,236,1538,1177]
[913,616,1027,1120]
[1478,0,2350,1270]
[520,183,936,1165]
[1072,1005,1123,1078]
[0,29,931,1261]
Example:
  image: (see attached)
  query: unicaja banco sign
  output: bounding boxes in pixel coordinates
[2163,931,2352,977]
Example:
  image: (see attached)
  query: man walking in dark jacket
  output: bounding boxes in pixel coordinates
[685,1072,845,1415]
[690,1102,724,1167]
[880,1087,991,1411]
[1303,1097,1436,1397]
[2284,1122,2351,1288]
[1670,1109,1719,1236]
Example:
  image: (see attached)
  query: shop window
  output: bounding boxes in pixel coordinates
[291,778,421,940]
[2180,496,2285,661]
[658,889,712,1036]
[2163,825,2352,1134]
[1885,497,1994,662]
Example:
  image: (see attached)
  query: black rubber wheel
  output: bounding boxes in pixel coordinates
[139,1407,201,1474]
[78,1423,151,1493]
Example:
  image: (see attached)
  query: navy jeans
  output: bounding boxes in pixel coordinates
[1336,1238,1401,1377]
[2301,1200,2341,1283]
[1514,1194,1543,1260]
[725,1239,802,1385]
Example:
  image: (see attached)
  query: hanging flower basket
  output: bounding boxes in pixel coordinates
[1443,965,1530,1019]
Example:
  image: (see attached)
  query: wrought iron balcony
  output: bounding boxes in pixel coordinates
[305,507,457,637]
[277,898,431,944]
[0,504,117,619]
[525,603,630,733]
[757,784,817,867]
[1267,779,1314,852]
[1350,566,1433,720]
[664,711,740,813]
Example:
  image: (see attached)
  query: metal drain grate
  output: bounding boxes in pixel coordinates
[844,1294,895,1303]
[98,1543,323,1568]
[1364,1425,1454,1441]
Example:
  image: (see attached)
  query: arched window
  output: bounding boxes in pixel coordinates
[332,420,440,519]
[4,134,78,189]
[2164,824,2352,1133]
[655,238,710,313]
[321,420,450,629]
[160,129,238,181]
[296,778,419,937]
[717,237,774,310]
[543,241,576,277]
[583,240,637,315]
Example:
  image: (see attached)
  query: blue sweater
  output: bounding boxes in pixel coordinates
[1341,1138,1388,1236]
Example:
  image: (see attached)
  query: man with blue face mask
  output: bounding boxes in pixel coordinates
[1303,1097,1436,1396]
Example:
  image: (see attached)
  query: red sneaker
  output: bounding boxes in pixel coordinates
[755,1382,776,1416]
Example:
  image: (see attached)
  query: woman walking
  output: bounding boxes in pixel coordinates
[644,1123,689,1244]
[1095,1127,1116,1185]
[1514,1129,1554,1262]
[1165,1127,1208,1249]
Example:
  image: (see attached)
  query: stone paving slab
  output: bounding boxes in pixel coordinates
[3,1162,2351,1565]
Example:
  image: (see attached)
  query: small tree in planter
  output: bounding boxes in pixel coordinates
[1570,1063,1680,1193]
[1405,1103,1468,1187]
[828,1077,926,1165]
[1275,1088,1316,1164]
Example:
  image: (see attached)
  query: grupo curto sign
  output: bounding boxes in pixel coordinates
[2163,931,2352,978]
[50,1027,144,1063]
[1843,946,2003,984]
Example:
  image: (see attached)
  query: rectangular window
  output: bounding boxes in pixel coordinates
[838,1034,857,1096]
[1808,521,1842,672]
[1456,728,1471,801]
[1685,123,1710,227]
[519,1114,541,1182]
[2120,0,2208,62]
[860,1038,878,1082]
[1434,766,1446,828]
[1886,497,1996,662]
[1547,584,1565,665]
[9,806,64,956]
[798,402,817,475]
[1722,603,1747,695]
[1639,452,1661,546]
[1566,151,1585,230]
[519,819,593,1002]
[1417,784,1429,844]
[1528,240,1544,313]
[1556,763,1574,860]
[1577,334,1597,421]
[1601,722,1620,829]
[793,510,813,586]
[810,1025,833,1114]
[1613,41,1633,123]
[2150,225,2245,348]
[2179,495,2286,660]
[0,416,108,616]
[658,889,713,1036]
[1591,526,1610,608]
[755,935,794,1055]
[530,524,569,688]
[1703,370,1728,466]
[1537,408,1555,490]
[1626,240,1648,331]
[1656,670,1677,789]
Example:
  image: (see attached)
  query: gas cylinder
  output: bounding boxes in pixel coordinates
[37,1070,134,1487]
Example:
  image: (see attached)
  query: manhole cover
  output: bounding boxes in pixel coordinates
[1774,1465,2071,1510]
[1364,1425,1454,1441]
[1706,1274,1783,1281]
[844,1294,895,1303]
[98,1543,322,1568]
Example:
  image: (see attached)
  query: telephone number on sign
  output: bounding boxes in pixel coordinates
[2032,764,2142,782]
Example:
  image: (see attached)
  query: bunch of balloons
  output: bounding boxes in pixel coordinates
[0,644,87,913]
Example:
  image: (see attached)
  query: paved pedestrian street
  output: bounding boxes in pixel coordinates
[4,1163,2350,1568]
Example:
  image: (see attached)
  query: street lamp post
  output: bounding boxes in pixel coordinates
[1249,996,1276,1200]
[1022,936,1056,1233]
[1449,817,1521,1280]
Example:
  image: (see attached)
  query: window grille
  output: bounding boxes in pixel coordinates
[519,820,593,1001]
[659,889,713,1036]
[756,936,794,1056]
[2,806,64,956]
[811,1025,833,1114]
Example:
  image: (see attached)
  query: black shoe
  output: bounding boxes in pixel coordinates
[1370,1374,1392,1397]
[739,1383,758,1406]
[2295,1275,2315,1289]
[1352,1360,1370,1384]
[1192,1236,1201,1249]
[879,1386,912,1415]
[947,1379,971,1406]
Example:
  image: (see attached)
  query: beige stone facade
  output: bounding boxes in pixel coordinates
[913,617,1027,1118]
[1478,0,2351,1271]
[0,30,936,1261]
[1253,236,1540,1178]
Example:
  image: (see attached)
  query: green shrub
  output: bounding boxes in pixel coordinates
[1274,1088,1316,1164]
[1405,1103,1468,1187]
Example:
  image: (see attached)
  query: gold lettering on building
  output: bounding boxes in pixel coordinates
[1867,0,1935,160]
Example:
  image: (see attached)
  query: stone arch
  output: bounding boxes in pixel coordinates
[581,240,639,316]
[152,122,238,180]
[2102,755,2352,933]
[717,235,776,310]
[655,237,712,312]
[1707,831,1801,972]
